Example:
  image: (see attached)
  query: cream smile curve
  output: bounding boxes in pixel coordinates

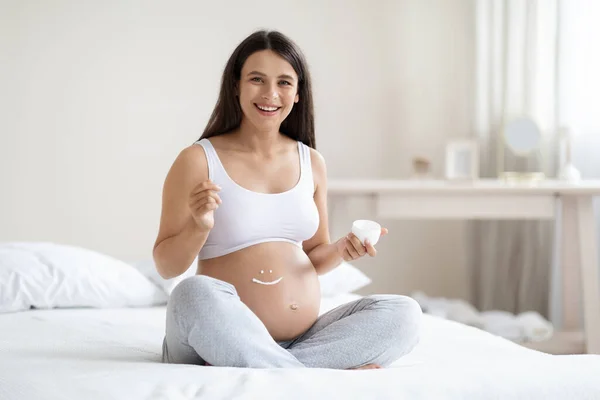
[251,277,283,285]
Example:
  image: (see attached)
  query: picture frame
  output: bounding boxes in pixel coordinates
[445,139,479,180]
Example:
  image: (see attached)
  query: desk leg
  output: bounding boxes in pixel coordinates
[562,197,582,331]
[577,196,600,354]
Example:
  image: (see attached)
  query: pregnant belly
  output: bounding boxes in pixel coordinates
[198,242,322,341]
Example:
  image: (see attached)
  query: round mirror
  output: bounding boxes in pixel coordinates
[503,117,542,155]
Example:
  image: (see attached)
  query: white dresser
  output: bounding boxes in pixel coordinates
[328,179,600,354]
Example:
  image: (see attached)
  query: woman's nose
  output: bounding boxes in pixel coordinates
[261,83,279,100]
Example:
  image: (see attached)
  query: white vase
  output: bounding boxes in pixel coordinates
[558,128,582,181]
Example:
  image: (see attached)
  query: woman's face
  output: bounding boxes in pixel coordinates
[237,50,299,132]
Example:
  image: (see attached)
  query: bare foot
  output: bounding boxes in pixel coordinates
[348,364,382,370]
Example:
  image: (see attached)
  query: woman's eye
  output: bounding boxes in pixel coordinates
[279,80,291,86]
[251,77,262,83]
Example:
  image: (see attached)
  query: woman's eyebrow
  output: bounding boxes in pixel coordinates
[278,74,296,81]
[247,71,296,81]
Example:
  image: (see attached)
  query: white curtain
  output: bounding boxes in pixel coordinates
[470,0,600,328]
[470,0,557,318]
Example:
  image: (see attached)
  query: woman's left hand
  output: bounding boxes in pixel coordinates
[335,228,388,261]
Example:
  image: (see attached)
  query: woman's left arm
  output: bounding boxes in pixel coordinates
[302,149,387,275]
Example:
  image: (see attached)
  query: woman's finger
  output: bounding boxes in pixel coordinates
[345,241,360,259]
[203,190,222,204]
[381,228,388,236]
[197,202,218,213]
[191,181,221,196]
[364,239,378,257]
[347,233,367,256]
[192,201,219,218]
[193,197,218,210]
[343,248,354,261]
[191,190,222,204]
[191,196,216,210]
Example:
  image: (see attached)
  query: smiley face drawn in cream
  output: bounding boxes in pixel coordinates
[252,269,283,285]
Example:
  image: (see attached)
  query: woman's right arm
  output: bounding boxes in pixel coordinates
[152,145,221,279]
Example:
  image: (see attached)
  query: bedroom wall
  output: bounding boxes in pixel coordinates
[0,0,474,301]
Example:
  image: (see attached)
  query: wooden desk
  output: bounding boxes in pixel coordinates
[328,179,600,354]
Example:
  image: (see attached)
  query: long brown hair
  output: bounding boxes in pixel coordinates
[199,30,316,149]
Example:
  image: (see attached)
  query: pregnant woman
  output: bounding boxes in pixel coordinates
[152,30,421,369]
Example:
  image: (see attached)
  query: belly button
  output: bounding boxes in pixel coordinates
[290,303,299,311]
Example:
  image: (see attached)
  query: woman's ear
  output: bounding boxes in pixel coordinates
[294,93,299,103]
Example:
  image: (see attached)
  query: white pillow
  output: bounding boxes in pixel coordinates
[133,258,198,296]
[318,261,372,297]
[0,242,168,313]
[134,258,371,297]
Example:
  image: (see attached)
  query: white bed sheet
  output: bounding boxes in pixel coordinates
[1,294,599,400]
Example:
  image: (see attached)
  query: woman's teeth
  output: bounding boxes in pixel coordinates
[256,104,280,112]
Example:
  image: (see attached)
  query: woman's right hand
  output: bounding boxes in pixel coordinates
[188,180,222,231]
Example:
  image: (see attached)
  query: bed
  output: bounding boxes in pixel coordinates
[1,243,600,399]
[1,295,600,400]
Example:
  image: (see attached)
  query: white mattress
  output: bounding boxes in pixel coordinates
[1,294,599,400]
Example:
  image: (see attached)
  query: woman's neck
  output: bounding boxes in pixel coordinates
[234,119,288,156]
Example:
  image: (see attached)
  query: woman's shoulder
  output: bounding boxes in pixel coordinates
[169,143,209,180]
[308,147,325,168]
[179,141,207,161]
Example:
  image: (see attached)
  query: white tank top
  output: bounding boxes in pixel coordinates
[194,138,320,260]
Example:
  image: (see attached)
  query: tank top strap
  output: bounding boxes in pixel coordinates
[298,141,314,191]
[194,138,220,182]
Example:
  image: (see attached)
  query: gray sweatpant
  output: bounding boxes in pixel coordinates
[162,275,421,369]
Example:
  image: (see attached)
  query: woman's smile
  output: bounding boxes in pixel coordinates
[254,103,281,116]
